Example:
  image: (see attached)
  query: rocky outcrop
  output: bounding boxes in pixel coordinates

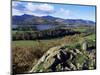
[29,44,96,73]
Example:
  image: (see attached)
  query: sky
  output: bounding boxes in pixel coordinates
[12,1,96,22]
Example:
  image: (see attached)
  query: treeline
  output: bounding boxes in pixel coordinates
[12,29,80,40]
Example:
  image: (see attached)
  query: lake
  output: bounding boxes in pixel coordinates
[12,24,75,30]
[12,24,60,30]
[34,25,58,30]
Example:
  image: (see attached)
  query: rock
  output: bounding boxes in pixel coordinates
[75,49,82,54]
[70,63,76,70]
[29,46,61,72]
[82,41,88,50]
[29,44,96,73]
[29,46,72,72]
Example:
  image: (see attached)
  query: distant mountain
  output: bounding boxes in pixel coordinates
[12,14,95,26]
[12,14,38,25]
[42,15,58,20]
[63,19,95,25]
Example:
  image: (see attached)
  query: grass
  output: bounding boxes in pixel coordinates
[12,39,59,48]
[12,40,37,47]
[74,54,85,65]
[12,34,82,48]
[85,34,96,40]
[12,27,96,73]
[73,27,88,32]
[12,34,83,73]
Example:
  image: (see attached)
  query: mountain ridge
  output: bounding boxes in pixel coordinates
[12,14,95,26]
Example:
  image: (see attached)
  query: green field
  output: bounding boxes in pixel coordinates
[73,27,88,32]
[13,40,37,47]
[12,35,81,47]
[12,37,61,47]
[85,33,96,40]
[12,32,96,47]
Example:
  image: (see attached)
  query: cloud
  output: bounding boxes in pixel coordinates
[12,2,71,18]
[59,8,70,16]
[24,11,47,16]
[25,3,37,11]
[12,9,24,16]
[12,2,55,16]
[12,1,18,7]
[37,4,54,13]
[12,1,22,7]
[52,8,71,19]
[25,3,55,14]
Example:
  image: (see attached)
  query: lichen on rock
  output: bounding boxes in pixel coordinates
[29,43,96,73]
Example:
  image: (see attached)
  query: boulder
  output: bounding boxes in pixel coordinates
[29,44,96,73]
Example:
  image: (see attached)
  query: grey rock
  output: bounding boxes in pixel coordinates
[29,44,95,73]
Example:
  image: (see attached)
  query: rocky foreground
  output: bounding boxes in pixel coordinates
[29,42,96,73]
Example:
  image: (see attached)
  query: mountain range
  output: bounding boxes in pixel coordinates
[12,14,95,26]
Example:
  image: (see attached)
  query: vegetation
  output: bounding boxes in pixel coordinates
[12,28,80,40]
[12,25,96,74]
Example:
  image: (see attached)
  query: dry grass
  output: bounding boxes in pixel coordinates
[12,34,82,74]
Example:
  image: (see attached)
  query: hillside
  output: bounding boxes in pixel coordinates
[12,14,95,26]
